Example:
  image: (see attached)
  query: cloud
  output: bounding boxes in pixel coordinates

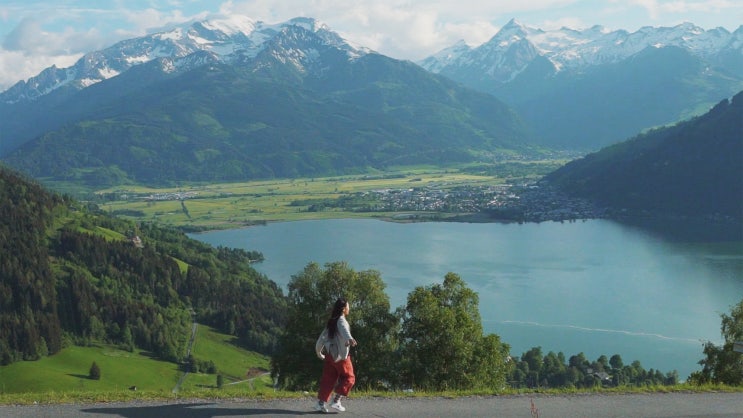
[0,16,98,89]
[0,1,212,90]
[3,16,103,55]
[0,48,80,88]
[1,0,742,91]
[614,0,741,23]
[223,0,581,59]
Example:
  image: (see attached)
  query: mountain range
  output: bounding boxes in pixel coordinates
[420,19,743,150]
[0,17,368,103]
[0,16,534,187]
[1,14,741,218]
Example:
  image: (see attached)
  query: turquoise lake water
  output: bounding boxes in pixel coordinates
[191,218,743,380]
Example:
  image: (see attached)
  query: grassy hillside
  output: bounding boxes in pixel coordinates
[0,345,179,394]
[0,324,271,395]
[179,325,271,391]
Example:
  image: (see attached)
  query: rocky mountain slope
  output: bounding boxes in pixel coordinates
[420,19,743,150]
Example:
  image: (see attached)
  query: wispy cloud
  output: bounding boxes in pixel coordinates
[3,16,102,55]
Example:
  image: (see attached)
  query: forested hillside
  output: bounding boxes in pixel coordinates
[544,90,743,221]
[2,51,536,189]
[0,165,286,365]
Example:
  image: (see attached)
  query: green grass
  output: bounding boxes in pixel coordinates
[96,166,509,229]
[0,345,179,395]
[0,324,274,401]
[171,256,189,274]
[92,226,127,241]
[177,325,272,392]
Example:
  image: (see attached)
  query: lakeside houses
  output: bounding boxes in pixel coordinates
[359,183,607,222]
[144,191,198,201]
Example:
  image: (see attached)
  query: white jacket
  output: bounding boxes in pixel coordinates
[315,315,354,362]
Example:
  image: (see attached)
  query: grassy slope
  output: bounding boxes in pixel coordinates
[0,325,271,397]
[178,325,272,391]
[0,345,179,394]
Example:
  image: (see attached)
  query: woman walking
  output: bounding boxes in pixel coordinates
[314,298,357,413]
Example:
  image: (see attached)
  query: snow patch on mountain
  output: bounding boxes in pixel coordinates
[198,14,258,36]
[421,19,743,82]
[1,15,368,104]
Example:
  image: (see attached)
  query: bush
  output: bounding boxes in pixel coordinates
[89,361,101,380]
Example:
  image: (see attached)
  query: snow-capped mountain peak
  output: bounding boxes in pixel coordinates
[420,20,743,83]
[1,15,367,104]
[417,40,471,73]
[197,14,259,36]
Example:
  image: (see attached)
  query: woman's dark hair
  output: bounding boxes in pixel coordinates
[326,298,347,338]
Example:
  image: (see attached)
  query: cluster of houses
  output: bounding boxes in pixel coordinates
[144,191,198,201]
[515,184,608,222]
[367,184,515,213]
[362,183,606,222]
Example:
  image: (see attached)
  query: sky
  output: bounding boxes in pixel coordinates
[1,0,742,91]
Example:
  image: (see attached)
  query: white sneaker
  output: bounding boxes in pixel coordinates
[314,401,328,413]
[330,399,346,412]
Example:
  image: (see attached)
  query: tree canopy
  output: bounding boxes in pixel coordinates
[399,272,510,390]
[0,164,287,365]
[691,298,743,385]
[270,261,398,390]
[271,267,511,392]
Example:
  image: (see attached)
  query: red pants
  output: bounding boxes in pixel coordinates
[317,355,355,402]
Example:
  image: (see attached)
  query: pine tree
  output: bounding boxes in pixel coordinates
[89,361,101,380]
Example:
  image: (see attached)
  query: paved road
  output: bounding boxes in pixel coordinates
[1,392,741,417]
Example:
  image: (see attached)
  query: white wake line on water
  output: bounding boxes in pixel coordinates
[495,320,704,344]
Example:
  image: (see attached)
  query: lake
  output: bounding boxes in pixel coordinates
[190,218,743,380]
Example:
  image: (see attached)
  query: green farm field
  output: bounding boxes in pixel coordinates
[94,164,556,230]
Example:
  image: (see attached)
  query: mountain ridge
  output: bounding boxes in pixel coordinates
[1,18,536,187]
[420,19,743,82]
[543,90,743,221]
[420,19,743,150]
[0,15,369,105]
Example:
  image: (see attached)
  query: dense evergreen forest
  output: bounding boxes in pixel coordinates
[0,165,286,365]
[545,90,743,221]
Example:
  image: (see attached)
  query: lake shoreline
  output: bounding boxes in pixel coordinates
[187,210,742,244]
